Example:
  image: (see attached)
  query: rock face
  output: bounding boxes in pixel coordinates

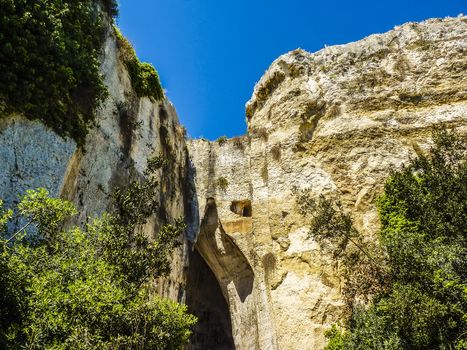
[187,16,467,350]
[1,14,466,350]
[0,24,190,301]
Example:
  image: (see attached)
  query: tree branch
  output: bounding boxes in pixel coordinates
[5,220,32,244]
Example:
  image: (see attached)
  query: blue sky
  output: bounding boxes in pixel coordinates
[117,0,466,140]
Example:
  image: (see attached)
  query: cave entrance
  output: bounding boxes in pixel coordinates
[186,249,235,350]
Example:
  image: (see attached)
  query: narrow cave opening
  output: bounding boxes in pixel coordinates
[186,249,235,350]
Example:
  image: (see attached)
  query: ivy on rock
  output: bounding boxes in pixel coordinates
[0,0,114,146]
[0,0,163,147]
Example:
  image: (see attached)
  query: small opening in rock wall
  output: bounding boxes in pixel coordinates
[242,205,252,217]
[230,200,252,217]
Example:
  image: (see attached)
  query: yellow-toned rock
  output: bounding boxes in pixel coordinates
[187,16,467,350]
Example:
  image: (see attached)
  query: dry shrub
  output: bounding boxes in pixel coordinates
[270,143,281,160]
[232,136,245,151]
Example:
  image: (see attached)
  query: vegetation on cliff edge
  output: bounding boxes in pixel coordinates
[114,26,164,102]
[0,0,163,147]
[0,0,113,146]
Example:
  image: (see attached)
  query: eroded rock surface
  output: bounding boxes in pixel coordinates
[187,16,467,350]
[1,14,466,350]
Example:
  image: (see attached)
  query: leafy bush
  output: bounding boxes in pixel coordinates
[323,128,467,349]
[114,27,164,102]
[0,157,197,349]
[109,155,180,286]
[0,0,112,146]
[294,188,389,309]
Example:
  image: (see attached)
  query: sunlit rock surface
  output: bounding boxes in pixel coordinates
[187,16,467,350]
[0,14,466,350]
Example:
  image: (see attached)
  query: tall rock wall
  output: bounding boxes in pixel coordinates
[0,23,190,301]
[187,16,467,350]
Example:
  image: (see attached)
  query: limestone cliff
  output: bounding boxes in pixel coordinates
[0,12,466,350]
[187,16,467,350]
[0,23,190,301]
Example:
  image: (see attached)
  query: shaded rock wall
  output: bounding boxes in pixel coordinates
[0,23,190,300]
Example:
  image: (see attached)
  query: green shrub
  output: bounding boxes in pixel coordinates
[294,187,389,308]
[216,135,228,146]
[0,0,112,146]
[324,128,467,349]
[324,325,349,350]
[114,27,164,102]
[0,157,197,348]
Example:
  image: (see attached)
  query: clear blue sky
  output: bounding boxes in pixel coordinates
[117,0,466,140]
